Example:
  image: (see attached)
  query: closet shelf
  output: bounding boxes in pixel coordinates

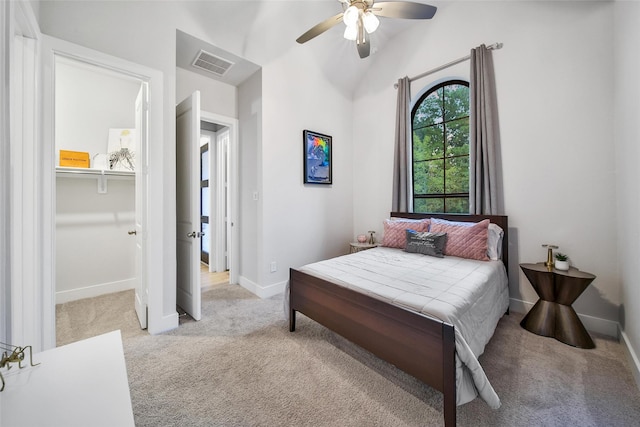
[56,167,134,179]
[56,167,134,194]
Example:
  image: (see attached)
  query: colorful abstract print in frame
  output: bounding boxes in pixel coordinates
[303,130,332,184]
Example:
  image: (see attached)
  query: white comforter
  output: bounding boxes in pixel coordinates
[296,246,509,408]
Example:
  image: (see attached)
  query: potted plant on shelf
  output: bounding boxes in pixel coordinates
[554,252,570,271]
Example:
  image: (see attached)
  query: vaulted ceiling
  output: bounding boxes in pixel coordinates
[175,0,439,93]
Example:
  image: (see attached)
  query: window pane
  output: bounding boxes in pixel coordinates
[201,149,209,181]
[413,198,429,213]
[413,88,443,128]
[445,197,469,214]
[413,161,428,195]
[445,156,469,193]
[201,187,210,217]
[413,124,444,161]
[425,198,445,213]
[446,118,469,157]
[444,84,470,121]
[414,159,444,195]
[413,198,445,213]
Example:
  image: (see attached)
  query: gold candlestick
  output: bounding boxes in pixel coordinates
[542,244,558,270]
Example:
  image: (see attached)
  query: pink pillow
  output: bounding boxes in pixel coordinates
[382,218,430,249]
[430,219,490,261]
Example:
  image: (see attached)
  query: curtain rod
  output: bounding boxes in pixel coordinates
[394,42,503,89]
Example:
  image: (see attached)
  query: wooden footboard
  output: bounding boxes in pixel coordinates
[289,268,457,427]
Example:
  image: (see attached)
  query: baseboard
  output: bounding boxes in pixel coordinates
[238,276,287,299]
[620,329,640,392]
[56,278,136,304]
[509,298,619,338]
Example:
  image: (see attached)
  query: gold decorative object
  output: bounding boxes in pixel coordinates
[0,342,40,392]
[542,244,559,270]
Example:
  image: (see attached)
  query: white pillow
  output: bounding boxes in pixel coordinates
[487,223,504,261]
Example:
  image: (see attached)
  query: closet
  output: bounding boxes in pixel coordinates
[54,56,142,305]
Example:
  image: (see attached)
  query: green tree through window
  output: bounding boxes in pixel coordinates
[412,80,470,213]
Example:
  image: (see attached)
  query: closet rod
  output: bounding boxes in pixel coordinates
[394,42,503,89]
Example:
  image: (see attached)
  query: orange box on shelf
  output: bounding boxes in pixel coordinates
[59,150,90,168]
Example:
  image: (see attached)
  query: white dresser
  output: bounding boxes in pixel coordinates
[1,330,135,427]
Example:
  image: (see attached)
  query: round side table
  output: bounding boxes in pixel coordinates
[519,263,596,349]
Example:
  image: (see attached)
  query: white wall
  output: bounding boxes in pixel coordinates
[238,70,262,287]
[352,1,619,332]
[56,178,135,302]
[259,47,354,296]
[614,1,640,385]
[55,58,140,163]
[176,66,237,118]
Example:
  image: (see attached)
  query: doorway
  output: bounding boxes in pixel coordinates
[200,120,231,290]
[176,92,238,321]
[53,55,146,345]
[200,120,230,274]
[200,141,210,266]
[39,34,165,349]
[201,110,239,288]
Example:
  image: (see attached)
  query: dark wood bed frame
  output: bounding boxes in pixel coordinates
[289,213,509,427]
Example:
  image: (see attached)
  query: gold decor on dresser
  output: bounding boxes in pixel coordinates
[0,341,40,391]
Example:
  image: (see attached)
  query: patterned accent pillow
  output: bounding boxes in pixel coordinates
[430,218,490,261]
[404,230,447,258]
[428,218,503,260]
[381,218,430,249]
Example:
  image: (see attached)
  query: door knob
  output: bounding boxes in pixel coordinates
[187,231,197,238]
[128,230,137,235]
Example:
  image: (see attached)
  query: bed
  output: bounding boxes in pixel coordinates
[288,213,509,427]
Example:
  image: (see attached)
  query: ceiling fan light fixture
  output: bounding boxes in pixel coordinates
[343,23,358,41]
[363,11,379,34]
[296,1,437,59]
[343,5,360,27]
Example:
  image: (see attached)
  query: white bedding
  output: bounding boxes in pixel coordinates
[296,246,509,408]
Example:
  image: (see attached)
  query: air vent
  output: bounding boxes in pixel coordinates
[192,50,234,77]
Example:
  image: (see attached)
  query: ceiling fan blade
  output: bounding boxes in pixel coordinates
[296,12,345,44]
[356,21,370,59]
[371,2,437,19]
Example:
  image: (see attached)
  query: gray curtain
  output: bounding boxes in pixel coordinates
[392,77,411,212]
[469,44,502,215]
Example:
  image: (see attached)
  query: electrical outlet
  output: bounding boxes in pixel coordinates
[270,261,277,273]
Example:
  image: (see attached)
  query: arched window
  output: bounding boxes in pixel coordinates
[411,80,470,213]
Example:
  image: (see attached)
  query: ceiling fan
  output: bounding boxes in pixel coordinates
[296,0,437,59]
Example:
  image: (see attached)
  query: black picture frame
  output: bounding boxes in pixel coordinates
[303,130,332,185]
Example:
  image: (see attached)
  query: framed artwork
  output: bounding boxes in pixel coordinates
[303,130,332,185]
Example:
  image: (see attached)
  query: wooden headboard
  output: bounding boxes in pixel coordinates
[390,212,509,275]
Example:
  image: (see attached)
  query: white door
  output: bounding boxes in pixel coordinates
[176,91,202,321]
[134,83,148,329]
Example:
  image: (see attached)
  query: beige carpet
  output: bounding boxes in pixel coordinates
[56,289,143,347]
[56,285,640,426]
